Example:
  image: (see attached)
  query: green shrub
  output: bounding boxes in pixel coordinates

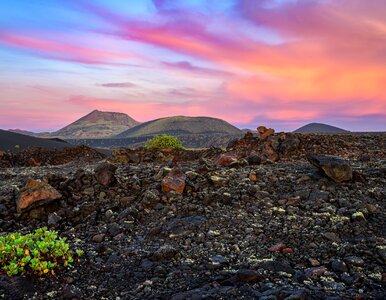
[145,134,184,150]
[0,227,83,276]
[14,144,20,149]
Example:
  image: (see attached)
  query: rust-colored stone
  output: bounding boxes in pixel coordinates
[268,242,287,253]
[16,179,62,213]
[217,153,238,166]
[161,168,186,194]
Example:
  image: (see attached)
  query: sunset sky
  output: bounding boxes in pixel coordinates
[0,0,385,132]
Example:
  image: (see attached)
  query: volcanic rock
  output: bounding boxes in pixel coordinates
[237,269,262,283]
[161,167,186,193]
[94,162,117,186]
[307,153,353,182]
[257,126,275,141]
[217,153,238,166]
[16,179,62,213]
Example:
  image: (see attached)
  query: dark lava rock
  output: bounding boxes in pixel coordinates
[152,245,178,261]
[94,162,117,186]
[331,259,348,273]
[237,269,262,283]
[260,260,295,274]
[0,275,35,299]
[305,266,327,279]
[307,153,352,182]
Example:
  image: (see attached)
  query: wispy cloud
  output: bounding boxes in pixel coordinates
[97,82,136,88]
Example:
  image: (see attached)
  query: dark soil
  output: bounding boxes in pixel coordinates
[0,132,385,299]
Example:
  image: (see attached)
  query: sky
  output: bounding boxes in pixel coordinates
[0,0,385,132]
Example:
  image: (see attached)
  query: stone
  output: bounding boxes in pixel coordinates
[47,212,62,226]
[16,179,62,213]
[92,233,106,243]
[217,153,238,167]
[153,245,178,261]
[247,152,262,165]
[323,232,342,243]
[260,261,294,274]
[279,135,300,156]
[210,175,226,187]
[307,153,352,182]
[209,255,228,266]
[268,243,287,253]
[141,190,160,209]
[309,258,320,267]
[82,187,94,196]
[331,259,348,273]
[94,162,117,186]
[237,269,262,283]
[305,266,327,278]
[257,126,275,141]
[161,168,186,194]
[344,256,365,267]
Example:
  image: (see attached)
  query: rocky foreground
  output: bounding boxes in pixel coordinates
[0,130,385,299]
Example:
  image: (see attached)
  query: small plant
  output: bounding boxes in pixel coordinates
[14,144,20,149]
[0,227,83,276]
[145,134,184,150]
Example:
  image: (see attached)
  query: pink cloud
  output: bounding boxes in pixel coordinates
[0,32,133,65]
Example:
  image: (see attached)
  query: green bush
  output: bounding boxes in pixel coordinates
[145,134,184,150]
[0,227,83,276]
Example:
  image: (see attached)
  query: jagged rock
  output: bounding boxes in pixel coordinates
[305,266,327,278]
[237,269,262,282]
[279,135,300,156]
[161,167,186,193]
[307,153,353,182]
[257,126,275,141]
[153,245,178,261]
[94,162,117,186]
[217,153,238,166]
[16,179,62,213]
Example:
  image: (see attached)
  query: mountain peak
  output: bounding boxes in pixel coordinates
[53,110,140,138]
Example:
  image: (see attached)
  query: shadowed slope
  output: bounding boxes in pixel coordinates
[0,129,71,153]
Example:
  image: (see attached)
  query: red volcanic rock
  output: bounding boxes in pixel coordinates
[218,153,238,166]
[268,243,287,253]
[161,168,186,194]
[257,126,275,141]
[16,179,62,213]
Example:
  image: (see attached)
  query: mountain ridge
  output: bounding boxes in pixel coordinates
[115,115,242,138]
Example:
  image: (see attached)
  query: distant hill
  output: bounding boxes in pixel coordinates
[115,116,242,138]
[52,110,140,138]
[0,129,71,153]
[8,129,37,136]
[294,123,349,133]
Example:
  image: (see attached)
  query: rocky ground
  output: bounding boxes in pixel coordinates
[0,130,385,299]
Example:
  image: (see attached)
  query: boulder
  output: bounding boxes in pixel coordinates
[161,167,186,193]
[279,135,300,156]
[94,162,117,186]
[16,179,62,213]
[217,153,238,167]
[257,126,275,141]
[307,153,352,182]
